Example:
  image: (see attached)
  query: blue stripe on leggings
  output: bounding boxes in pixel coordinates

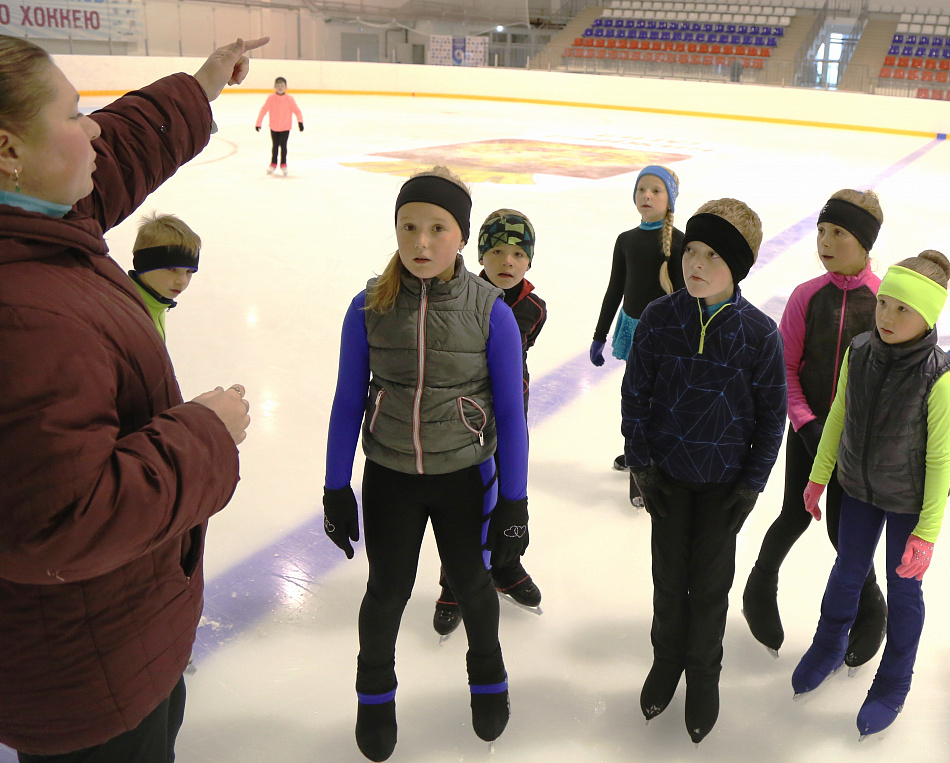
[357,688,397,705]
[469,677,509,694]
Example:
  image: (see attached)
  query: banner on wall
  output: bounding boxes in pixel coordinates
[0,0,144,42]
[427,35,487,67]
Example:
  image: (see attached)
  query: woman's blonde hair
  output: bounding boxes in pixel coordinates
[365,165,470,313]
[0,35,54,140]
[896,250,950,288]
[656,167,679,294]
[693,198,763,262]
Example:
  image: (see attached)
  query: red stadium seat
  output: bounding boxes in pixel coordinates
[917,87,930,98]
[930,88,944,100]
[879,67,893,78]
[894,69,906,79]
[884,55,896,66]
[937,71,949,83]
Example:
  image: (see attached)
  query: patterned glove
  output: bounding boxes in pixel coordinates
[797,419,823,458]
[590,339,606,367]
[630,465,672,518]
[896,534,934,581]
[803,480,825,521]
[485,497,529,569]
[722,484,759,533]
[323,486,359,559]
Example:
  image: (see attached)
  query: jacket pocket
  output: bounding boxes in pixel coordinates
[180,526,203,580]
[458,396,487,446]
[369,389,386,433]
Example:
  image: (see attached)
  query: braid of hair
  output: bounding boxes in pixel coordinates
[659,209,675,294]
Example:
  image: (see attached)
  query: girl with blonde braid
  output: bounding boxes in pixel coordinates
[590,166,684,505]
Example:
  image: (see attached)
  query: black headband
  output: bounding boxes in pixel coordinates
[682,213,756,283]
[394,175,472,244]
[132,245,199,274]
[817,198,881,252]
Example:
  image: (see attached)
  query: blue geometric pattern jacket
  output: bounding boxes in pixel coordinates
[621,286,787,491]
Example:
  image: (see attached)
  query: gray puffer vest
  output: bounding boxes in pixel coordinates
[362,256,503,475]
[838,329,950,514]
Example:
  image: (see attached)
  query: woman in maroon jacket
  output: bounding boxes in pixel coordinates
[0,35,263,760]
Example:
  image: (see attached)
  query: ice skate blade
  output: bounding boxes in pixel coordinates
[848,665,862,678]
[439,633,453,646]
[488,740,495,754]
[766,646,780,660]
[498,592,543,616]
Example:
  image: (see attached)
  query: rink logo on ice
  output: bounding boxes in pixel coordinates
[342,139,690,184]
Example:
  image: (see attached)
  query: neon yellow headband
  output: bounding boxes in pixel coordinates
[878,265,948,329]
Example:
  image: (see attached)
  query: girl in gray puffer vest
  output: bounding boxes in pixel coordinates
[795,250,950,739]
[322,167,529,762]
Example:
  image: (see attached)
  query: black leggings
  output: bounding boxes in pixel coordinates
[754,427,878,577]
[270,130,289,165]
[649,475,736,681]
[358,459,500,690]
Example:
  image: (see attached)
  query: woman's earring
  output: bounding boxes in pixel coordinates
[12,168,20,194]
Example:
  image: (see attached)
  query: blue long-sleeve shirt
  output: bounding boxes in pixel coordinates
[621,286,787,491]
[325,290,528,501]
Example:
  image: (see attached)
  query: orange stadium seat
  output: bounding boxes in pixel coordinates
[898,56,910,67]
[937,72,949,83]
[894,69,907,79]
[884,55,896,66]
[917,87,930,98]
[879,67,893,78]
[930,89,944,100]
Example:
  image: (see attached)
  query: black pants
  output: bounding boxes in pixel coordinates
[650,475,736,682]
[270,130,289,165]
[357,459,500,692]
[754,428,875,586]
[18,676,186,763]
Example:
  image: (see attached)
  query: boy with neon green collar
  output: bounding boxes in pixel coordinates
[797,250,950,738]
[128,213,200,343]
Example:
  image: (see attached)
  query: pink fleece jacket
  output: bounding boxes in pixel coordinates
[780,265,880,432]
[256,92,303,132]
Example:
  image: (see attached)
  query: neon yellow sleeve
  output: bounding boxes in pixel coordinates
[809,348,849,486]
[913,372,950,543]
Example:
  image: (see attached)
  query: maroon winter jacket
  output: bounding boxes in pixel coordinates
[0,73,240,754]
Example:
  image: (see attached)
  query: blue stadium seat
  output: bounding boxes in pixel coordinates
[673,31,684,41]
[755,36,765,46]
[646,20,657,29]
[605,28,615,37]
[625,19,636,28]
[726,24,737,33]
[772,27,784,37]
[906,34,917,44]
[691,22,702,31]
[944,48,950,59]
[593,18,603,27]
[649,30,660,39]
[730,34,741,44]
[636,19,646,28]
[661,31,672,41]
[916,47,927,57]
[749,25,760,34]
[767,37,778,47]
[658,21,669,30]
[738,24,749,33]
[669,22,680,31]
[920,35,930,46]
[930,47,941,58]
[638,30,650,39]
[696,32,707,42]
[742,35,754,45]
[703,23,713,32]
[583,28,593,36]
[902,46,914,56]
[714,23,725,33]
[594,28,604,37]
[931,36,943,47]
[893,33,904,44]
[684,32,695,42]
[888,45,900,55]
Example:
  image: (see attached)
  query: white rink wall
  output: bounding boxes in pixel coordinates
[57,55,950,138]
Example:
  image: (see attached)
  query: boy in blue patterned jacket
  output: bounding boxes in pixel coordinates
[622,198,787,743]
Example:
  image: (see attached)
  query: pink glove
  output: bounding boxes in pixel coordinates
[896,534,934,581]
[802,480,825,521]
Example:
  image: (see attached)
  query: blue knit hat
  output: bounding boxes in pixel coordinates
[634,165,678,212]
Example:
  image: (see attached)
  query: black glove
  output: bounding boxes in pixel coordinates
[298,123,305,132]
[323,486,359,559]
[722,484,759,533]
[485,496,529,569]
[797,419,823,458]
[255,126,261,132]
[630,465,672,518]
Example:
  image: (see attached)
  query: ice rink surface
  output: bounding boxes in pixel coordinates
[4,81,950,762]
